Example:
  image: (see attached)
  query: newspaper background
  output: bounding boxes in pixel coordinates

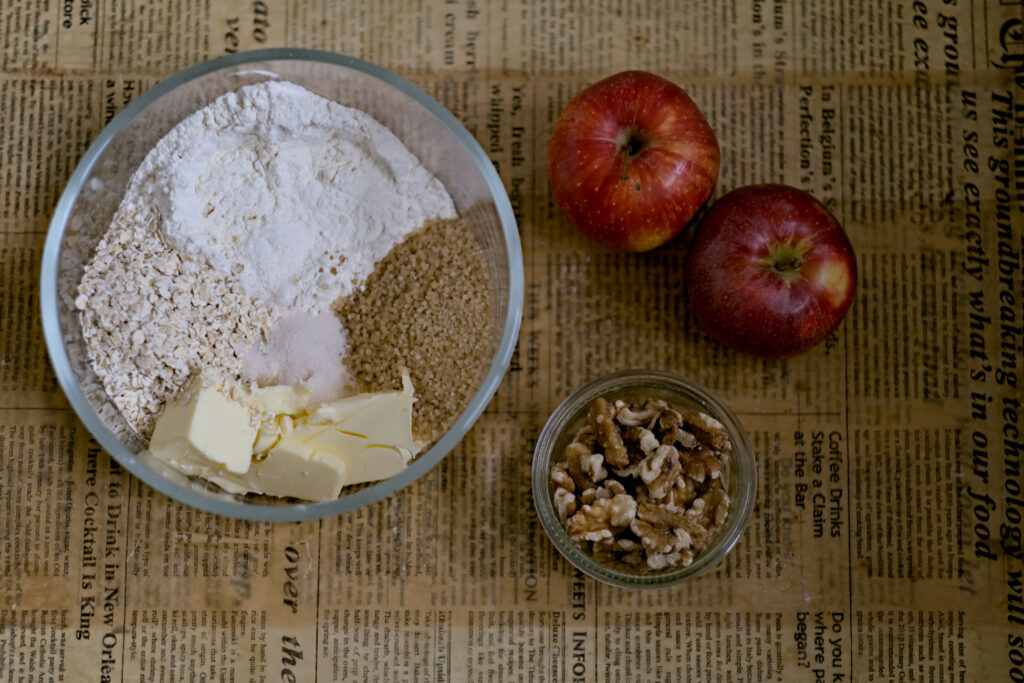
[2,0,1022,680]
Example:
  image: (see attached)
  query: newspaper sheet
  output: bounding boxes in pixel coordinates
[2,0,1022,680]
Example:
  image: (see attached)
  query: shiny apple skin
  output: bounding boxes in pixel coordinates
[684,184,857,359]
[547,70,720,252]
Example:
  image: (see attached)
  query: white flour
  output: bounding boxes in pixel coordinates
[124,80,456,314]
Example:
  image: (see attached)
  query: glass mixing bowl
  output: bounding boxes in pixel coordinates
[532,370,756,588]
[40,48,523,521]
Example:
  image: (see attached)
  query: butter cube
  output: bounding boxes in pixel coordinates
[304,429,410,485]
[245,436,347,501]
[306,394,378,424]
[150,382,257,474]
[207,472,259,496]
[348,445,411,484]
[308,392,416,453]
[148,370,420,502]
[300,388,416,486]
[286,423,332,443]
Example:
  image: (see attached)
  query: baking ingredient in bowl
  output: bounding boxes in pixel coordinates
[137,80,456,314]
[148,371,417,502]
[148,372,260,475]
[241,310,350,405]
[76,211,273,438]
[76,80,458,440]
[336,216,494,443]
[550,396,731,571]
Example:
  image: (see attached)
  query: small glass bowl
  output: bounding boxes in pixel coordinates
[531,369,756,588]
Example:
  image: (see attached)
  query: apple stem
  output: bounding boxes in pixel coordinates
[776,257,802,272]
[761,242,808,283]
[616,127,647,182]
[624,135,645,156]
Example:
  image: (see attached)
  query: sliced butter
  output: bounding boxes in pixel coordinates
[297,377,416,485]
[149,378,257,475]
[147,370,420,502]
[307,391,416,452]
[303,429,410,486]
[241,383,312,415]
[243,436,348,501]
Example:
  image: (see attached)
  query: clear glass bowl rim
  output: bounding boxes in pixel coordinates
[531,369,757,588]
[39,48,524,521]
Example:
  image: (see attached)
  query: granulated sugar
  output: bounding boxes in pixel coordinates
[240,311,351,404]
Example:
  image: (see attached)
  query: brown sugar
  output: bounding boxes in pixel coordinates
[334,217,495,444]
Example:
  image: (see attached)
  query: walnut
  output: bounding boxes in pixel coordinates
[580,451,608,483]
[658,408,703,449]
[646,552,680,570]
[640,430,661,455]
[593,536,646,568]
[596,535,642,553]
[645,463,683,501]
[683,411,731,451]
[603,479,626,496]
[610,461,643,479]
[591,542,621,566]
[639,444,679,485]
[593,542,646,569]
[638,444,685,500]
[623,426,661,459]
[607,493,638,527]
[678,513,712,548]
[551,395,734,574]
[660,477,698,509]
[680,448,723,484]
[621,425,644,446]
[631,519,691,554]
[703,451,724,480]
[689,496,707,516]
[553,488,577,523]
[566,494,634,542]
[630,501,703,554]
[572,425,598,451]
[658,408,683,432]
[567,512,615,543]
[564,441,595,490]
[636,501,689,528]
[552,462,575,490]
[678,489,731,548]
[703,488,731,525]
[616,404,659,427]
[647,549,694,571]
[590,398,630,467]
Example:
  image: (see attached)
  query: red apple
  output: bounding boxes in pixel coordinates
[547,70,720,252]
[684,184,857,359]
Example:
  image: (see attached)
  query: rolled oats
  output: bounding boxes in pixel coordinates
[77,208,273,439]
